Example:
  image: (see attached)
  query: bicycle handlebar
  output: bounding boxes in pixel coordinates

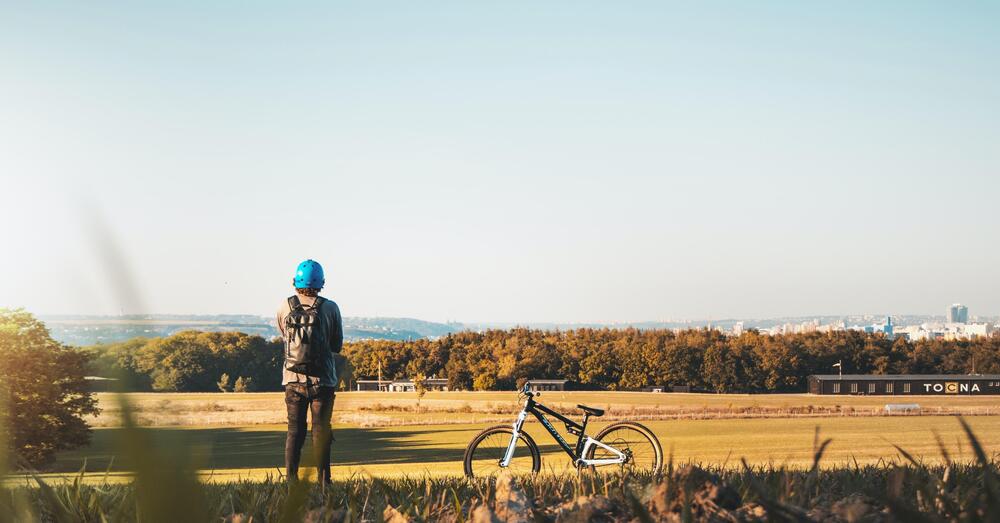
[519,383,538,398]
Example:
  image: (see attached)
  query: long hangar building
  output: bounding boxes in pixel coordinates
[808,374,1000,395]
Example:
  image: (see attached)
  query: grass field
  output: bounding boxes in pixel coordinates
[22,391,1000,484]
[17,459,1000,521]
[87,390,1000,427]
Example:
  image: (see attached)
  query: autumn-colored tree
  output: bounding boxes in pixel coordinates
[0,309,99,467]
[233,376,253,392]
[472,372,496,391]
[62,322,1000,394]
[413,372,427,409]
[217,373,232,392]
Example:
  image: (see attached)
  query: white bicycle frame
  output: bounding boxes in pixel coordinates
[500,397,627,468]
[577,437,628,466]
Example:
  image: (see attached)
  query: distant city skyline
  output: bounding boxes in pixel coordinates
[39,306,997,347]
[39,306,998,329]
[26,306,1000,325]
[3,1,999,322]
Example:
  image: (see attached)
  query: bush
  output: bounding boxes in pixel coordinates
[233,376,253,392]
[217,373,232,392]
[0,309,98,468]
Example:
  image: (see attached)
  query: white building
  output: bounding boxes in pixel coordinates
[896,321,993,341]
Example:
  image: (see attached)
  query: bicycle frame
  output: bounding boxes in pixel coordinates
[500,393,626,468]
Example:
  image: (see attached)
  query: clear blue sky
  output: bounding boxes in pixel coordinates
[2,1,998,322]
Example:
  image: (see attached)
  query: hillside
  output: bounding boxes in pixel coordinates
[41,315,461,346]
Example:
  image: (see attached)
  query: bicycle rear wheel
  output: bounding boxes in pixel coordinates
[586,421,663,475]
[463,425,541,478]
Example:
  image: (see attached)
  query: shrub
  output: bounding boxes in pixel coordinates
[217,373,232,392]
[233,376,253,392]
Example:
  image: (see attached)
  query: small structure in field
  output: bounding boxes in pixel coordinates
[355,379,392,391]
[808,374,1000,395]
[389,378,449,392]
[885,403,921,413]
[526,379,571,392]
[84,376,119,392]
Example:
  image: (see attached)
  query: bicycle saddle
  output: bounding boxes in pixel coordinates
[577,404,604,417]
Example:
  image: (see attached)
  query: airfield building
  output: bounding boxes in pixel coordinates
[808,374,1000,395]
[526,379,571,392]
[388,378,449,392]
[355,379,392,391]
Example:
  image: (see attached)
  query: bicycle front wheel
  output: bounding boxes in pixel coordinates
[463,425,540,478]
[586,421,663,475]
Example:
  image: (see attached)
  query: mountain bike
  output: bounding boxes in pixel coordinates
[463,384,663,477]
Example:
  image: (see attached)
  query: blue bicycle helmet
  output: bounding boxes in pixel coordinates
[293,259,325,289]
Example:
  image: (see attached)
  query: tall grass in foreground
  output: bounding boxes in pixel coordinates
[4,395,1000,521]
[8,456,1000,521]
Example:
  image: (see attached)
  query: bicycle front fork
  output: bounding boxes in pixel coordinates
[500,409,528,467]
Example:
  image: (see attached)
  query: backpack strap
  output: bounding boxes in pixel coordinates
[288,295,302,311]
[311,296,324,310]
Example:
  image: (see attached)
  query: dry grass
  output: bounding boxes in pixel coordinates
[14,420,1000,522]
[87,391,1000,428]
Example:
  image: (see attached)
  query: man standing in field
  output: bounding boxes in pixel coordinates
[277,259,343,486]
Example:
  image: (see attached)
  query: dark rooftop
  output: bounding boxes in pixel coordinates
[810,374,1000,380]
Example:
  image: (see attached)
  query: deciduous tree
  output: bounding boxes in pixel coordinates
[0,309,99,468]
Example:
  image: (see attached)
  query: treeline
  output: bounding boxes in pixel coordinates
[347,328,1000,392]
[87,331,283,392]
[87,327,1000,393]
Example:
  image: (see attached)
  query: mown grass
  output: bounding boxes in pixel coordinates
[18,414,1000,485]
[6,393,1000,521]
[87,391,1000,427]
[8,442,1000,521]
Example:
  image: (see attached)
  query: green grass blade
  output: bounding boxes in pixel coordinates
[113,391,211,523]
[957,417,1000,512]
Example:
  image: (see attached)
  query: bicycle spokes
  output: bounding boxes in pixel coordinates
[464,427,539,477]
[588,426,662,473]
[464,391,662,478]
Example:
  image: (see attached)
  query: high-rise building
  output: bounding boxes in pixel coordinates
[948,303,969,324]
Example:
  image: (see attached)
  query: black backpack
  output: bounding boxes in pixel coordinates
[284,295,328,376]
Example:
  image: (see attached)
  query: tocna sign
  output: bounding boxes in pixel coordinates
[923,382,980,393]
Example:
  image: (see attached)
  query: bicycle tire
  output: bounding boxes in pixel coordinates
[585,421,663,475]
[463,424,541,478]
